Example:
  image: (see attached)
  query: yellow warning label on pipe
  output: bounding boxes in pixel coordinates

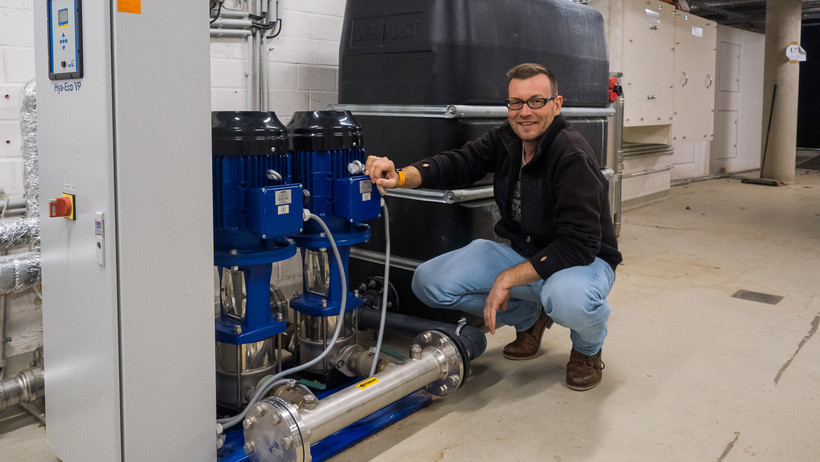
[357,377,380,390]
[117,0,141,14]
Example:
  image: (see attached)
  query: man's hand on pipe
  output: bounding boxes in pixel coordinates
[365,155,400,189]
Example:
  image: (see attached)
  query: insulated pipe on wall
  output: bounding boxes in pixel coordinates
[1,80,42,377]
[21,81,40,234]
[0,252,41,295]
[0,366,44,411]
[0,218,39,250]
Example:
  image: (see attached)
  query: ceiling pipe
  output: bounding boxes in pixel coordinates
[689,2,758,23]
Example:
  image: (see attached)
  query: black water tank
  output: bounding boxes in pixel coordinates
[339,0,609,107]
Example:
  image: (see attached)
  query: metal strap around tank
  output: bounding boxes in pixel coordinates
[382,168,612,204]
[383,185,494,204]
[350,248,424,271]
[382,169,611,204]
[329,104,615,119]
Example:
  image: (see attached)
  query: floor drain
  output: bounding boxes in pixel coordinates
[732,290,784,305]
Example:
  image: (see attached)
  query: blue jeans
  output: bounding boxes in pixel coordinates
[411,239,616,355]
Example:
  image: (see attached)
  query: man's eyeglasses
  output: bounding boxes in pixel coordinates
[505,96,558,110]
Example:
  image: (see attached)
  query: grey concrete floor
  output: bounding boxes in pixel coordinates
[2,168,820,461]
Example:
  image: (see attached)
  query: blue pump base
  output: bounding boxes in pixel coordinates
[217,390,432,462]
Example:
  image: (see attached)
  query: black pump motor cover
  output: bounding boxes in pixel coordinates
[211,111,289,157]
[287,110,364,152]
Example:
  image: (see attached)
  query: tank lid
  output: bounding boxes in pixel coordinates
[212,111,289,156]
[287,110,363,151]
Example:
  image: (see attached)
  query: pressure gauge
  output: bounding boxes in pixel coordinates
[47,0,83,80]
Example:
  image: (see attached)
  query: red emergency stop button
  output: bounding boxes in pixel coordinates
[49,194,75,219]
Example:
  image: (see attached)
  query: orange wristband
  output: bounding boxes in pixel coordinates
[396,169,406,187]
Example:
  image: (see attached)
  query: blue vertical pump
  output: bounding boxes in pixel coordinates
[287,111,382,377]
[212,111,304,410]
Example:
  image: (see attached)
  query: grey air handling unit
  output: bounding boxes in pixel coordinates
[335,0,614,322]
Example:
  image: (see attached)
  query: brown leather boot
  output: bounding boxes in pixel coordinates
[502,311,554,360]
[566,348,605,391]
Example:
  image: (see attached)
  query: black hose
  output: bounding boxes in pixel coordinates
[209,2,222,24]
[357,306,487,362]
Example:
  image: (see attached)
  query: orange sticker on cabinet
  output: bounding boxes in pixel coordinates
[117,0,141,14]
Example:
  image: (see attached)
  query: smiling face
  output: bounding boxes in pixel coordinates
[507,74,563,154]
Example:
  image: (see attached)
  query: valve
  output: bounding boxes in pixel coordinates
[347,159,365,175]
[608,77,623,103]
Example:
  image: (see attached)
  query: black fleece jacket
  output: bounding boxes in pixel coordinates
[409,114,622,280]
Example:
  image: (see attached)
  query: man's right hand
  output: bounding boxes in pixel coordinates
[365,155,401,189]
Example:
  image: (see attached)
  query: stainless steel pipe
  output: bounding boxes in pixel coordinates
[0,366,44,411]
[243,330,465,462]
[384,185,494,204]
[308,357,440,442]
[212,9,249,20]
[210,29,251,38]
[329,103,615,119]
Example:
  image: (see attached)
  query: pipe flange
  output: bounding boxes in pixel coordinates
[243,397,310,462]
[411,330,464,396]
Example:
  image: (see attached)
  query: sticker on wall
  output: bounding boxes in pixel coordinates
[692,26,703,38]
[117,0,140,14]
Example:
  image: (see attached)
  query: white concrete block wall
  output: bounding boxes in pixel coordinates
[0,1,347,196]
[210,0,347,123]
[0,0,34,198]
